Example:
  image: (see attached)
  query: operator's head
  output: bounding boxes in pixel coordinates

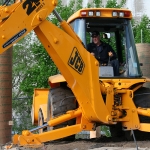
[91,31,100,45]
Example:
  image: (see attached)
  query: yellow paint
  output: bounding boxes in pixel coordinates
[32,89,49,125]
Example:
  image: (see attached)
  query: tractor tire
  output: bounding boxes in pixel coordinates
[133,87,150,123]
[132,87,150,140]
[109,124,133,141]
[109,123,125,138]
[47,86,76,141]
[38,109,47,133]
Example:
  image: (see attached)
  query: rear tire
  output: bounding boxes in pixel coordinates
[109,123,125,138]
[133,87,150,140]
[134,87,150,123]
[47,86,76,141]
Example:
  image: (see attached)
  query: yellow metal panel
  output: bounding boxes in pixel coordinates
[34,20,110,123]
[101,78,146,89]
[139,123,150,132]
[32,89,49,125]
[137,108,150,117]
[17,125,82,146]
[48,109,82,127]
[0,0,57,54]
[48,74,66,83]
[106,85,114,114]
[122,90,140,130]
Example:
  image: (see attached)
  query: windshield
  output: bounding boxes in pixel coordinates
[70,18,142,78]
[124,20,142,77]
[70,19,86,46]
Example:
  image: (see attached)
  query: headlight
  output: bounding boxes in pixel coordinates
[88,11,94,16]
[112,11,118,17]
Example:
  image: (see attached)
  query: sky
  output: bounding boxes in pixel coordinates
[125,0,150,21]
[83,0,88,7]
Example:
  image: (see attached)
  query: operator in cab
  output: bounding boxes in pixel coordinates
[87,31,119,76]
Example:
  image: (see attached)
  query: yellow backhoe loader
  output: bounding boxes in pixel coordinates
[0,0,150,147]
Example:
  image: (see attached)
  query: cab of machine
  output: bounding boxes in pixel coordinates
[67,8,142,78]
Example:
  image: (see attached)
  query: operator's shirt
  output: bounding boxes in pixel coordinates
[87,41,117,65]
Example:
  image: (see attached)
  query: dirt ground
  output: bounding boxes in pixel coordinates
[44,137,150,150]
[4,137,150,150]
[4,132,150,150]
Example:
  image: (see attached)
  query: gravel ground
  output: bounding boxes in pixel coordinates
[44,137,150,150]
[3,130,150,150]
[4,137,150,150]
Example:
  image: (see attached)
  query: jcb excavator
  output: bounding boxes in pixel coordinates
[1,0,150,147]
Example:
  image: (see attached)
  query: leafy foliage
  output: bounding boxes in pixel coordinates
[20,43,57,95]
[133,15,150,43]
[13,33,36,98]
[0,0,14,5]
[87,0,102,8]
[76,0,83,11]
[93,0,102,7]
[12,98,33,134]
[105,0,126,8]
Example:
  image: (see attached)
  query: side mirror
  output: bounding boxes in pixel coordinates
[102,33,110,39]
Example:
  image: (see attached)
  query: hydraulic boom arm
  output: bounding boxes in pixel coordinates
[0,0,110,124]
[0,0,112,146]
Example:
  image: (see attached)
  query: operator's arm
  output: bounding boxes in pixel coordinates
[107,44,117,59]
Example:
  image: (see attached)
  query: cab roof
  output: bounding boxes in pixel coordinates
[67,8,132,23]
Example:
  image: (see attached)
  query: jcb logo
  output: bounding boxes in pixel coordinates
[23,0,40,15]
[68,47,85,74]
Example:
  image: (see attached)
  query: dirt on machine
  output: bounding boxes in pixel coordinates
[0,0,150,148]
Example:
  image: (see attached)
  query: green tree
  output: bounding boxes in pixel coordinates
[133,15,150,43]
[20,43,57,95]
[75,0,83,10]
[87,0,126,8]
[13,33,36,98]
[87,0,102,8]
[105,0,126,8]
[12,32,38,133]
[12,98,33,134]
[93,0,102,7]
